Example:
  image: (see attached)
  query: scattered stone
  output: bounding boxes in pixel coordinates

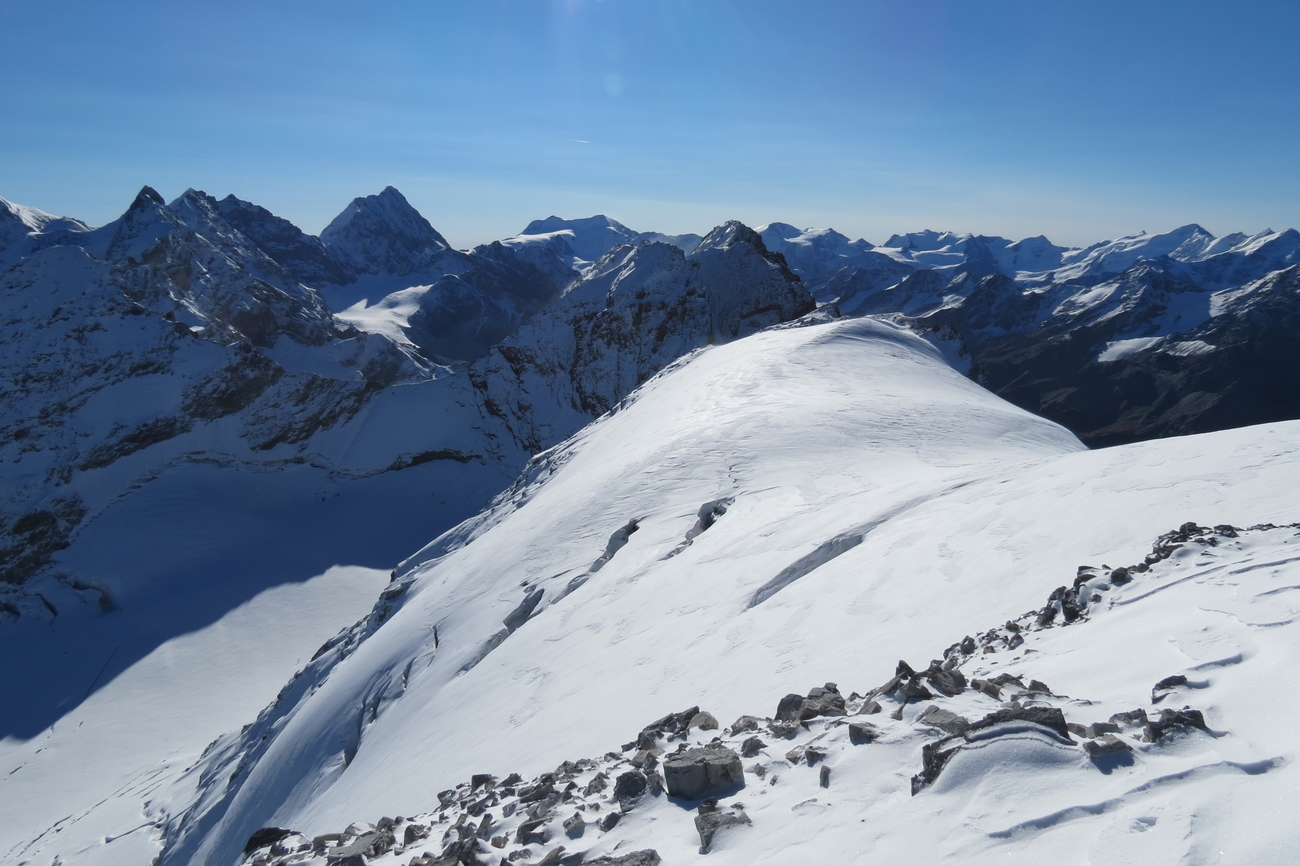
[663,745,745,799]
[918,705,970,735]
[1109,709,1149,728]
[1151,674,1189,703]
[613,770,648,811]
[243,828,292,855]
[688,711,720,731]
[818,765,831,788]
[328,856,366,866]
[597,812,621,832]
[1084,734,1133,757]
[911,737,961,795]
[583,773,608,796]
[775,693,805,722]
[972,678,1001,699]
[1026,679,1053,695]
[630,749,659,769]
[1145,708,1208,742]
[858,700,882,715]
[516,819,548,845]
[803,747,826,765]
[729,715,762,734]
[801,684,847,718]
[694,806,751,852]
[586,850,661,866]
[740,736,767,758]
[901,678,935,701]
[311,833,341,854]
[785,745,805,765]
[848,722,878,745]
[471,773,496,790]
[537,845,567,865]
[970,706,1070,739]
[491,835,508,849]
[768,719,800,738]
[1086,721,1120,738]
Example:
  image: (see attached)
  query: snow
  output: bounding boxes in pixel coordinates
[1098,336,1163,362]
[153,313,1300,866]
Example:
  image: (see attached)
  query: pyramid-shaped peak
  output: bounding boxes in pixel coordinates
[696,220,766,254]
[320,187,452,276]
[128,185,166,212]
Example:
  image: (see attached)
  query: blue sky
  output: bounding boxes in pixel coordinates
[2,0,1298,248]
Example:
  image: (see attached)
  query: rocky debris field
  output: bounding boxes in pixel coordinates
[238,521,1291,866]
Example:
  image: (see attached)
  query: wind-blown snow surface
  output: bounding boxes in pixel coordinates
[150,317,1300,866]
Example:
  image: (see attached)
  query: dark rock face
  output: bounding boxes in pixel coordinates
[662,746,744,799]
[472,224,815,453]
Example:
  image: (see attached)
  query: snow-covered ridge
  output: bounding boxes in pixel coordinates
[145,311,1300,866]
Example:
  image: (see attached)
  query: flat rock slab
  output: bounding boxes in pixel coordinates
[663,746,744,799]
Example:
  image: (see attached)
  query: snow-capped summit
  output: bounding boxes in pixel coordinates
[506,215,704,271]
[320,186,453,277]
[756,223,876,288]
[514,214,641,264]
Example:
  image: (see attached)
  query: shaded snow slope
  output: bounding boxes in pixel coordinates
[0,565,390,866]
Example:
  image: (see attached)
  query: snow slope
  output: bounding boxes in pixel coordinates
[159,312,1300,865]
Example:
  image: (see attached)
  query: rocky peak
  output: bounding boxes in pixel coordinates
[689,221,814,341]
[320,186,452,277]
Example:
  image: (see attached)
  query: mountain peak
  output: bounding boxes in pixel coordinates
[128,185,166,213]
[320,187,452,276]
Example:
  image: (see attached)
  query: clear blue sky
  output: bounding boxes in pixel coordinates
[2,0,1298,248]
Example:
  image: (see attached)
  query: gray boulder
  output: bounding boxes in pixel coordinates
[694,805,751,852]
[918,705,970,735]
[613,770,648,811]
[848,722,878,744]
[663,745,745,799]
